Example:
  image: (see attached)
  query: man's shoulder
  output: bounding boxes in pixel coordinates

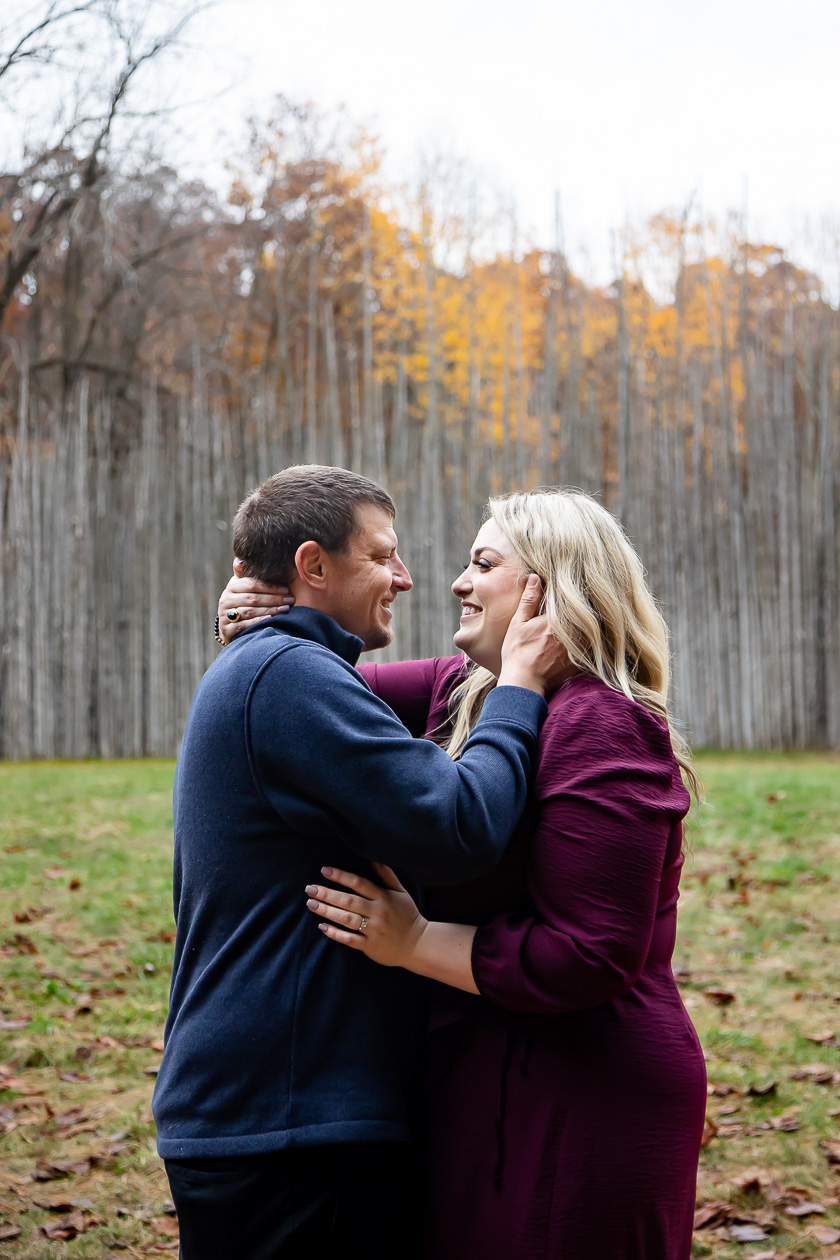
[229,629,365,694]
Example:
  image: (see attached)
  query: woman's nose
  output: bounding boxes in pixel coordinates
[451,570,471,597]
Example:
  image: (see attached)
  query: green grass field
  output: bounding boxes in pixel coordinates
[0,754,839,1258]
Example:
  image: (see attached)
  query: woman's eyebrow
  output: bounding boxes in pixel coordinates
[473,547,504,560]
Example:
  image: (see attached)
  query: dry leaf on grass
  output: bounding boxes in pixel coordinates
[789,1063,837,1083]
[701,1115,718,1147]
[729,1222,768,1241]
[14,906,52,923]
[38,1208,105,1240]
[767,1108,801,1132]
[32,1157,94,1180]
[151,1216,179,1237]
[805,1028,837,1043]
[811,1225,840,1245]
[821,1139,840,1164]
[704,988,737,1006]
[0,1223,22,1240]
[784,1201,825,1216]
[694,1200,731,1230]
[731,1167,774,1191]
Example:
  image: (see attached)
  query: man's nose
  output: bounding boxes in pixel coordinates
[391,554,413,592]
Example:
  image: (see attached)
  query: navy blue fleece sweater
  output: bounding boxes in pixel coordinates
[153,607,546,1157]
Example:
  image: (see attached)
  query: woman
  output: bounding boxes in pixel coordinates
[218,488,706,1260]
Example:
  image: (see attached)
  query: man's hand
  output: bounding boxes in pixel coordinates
[497,574,575,695]
[217,559,295,644]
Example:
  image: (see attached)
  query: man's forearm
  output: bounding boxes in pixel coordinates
[403,921,480,995]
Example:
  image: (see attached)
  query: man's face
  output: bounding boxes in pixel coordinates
[322,504,413,650]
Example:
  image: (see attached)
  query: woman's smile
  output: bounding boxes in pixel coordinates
[451,520,527,673]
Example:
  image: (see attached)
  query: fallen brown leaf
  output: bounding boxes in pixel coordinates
[39,1209,88,1240]
[33,1158,92,1180]
[694,1200,730,1230]
[14,906,52,923]
[768,1108,801,1132]
[747,1080,778,1097]
[34,1196,95,1212]
[805,1028,836,1043]
[151,1216,179,1237]
[811,1225,840,1245]
[11,932,38,954]
[0,1223,22,1240]
[704,988,737,1006]
[821,1139,840,1164]
[784,1201,825,1217]
[729,1222,768,1241]
[731,1166,774,1192]
[789,1063,836,1083]
[701,1115,718,1147]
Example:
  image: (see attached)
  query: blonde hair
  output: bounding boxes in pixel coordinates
[445,488,700,802]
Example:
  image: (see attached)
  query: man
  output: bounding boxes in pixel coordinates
[154,464,563,1259]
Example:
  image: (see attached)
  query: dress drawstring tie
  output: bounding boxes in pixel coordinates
[492,1022,518,1190]
[493,1020,533,1190]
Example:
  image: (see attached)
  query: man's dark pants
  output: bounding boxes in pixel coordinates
[166,1142,422,1259]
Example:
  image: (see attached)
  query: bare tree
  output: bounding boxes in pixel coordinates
[0,0,205,332]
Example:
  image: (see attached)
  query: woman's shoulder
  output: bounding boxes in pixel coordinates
[432,654,469,685]
[540,673,677,776]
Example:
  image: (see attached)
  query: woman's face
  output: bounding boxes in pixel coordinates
[451,519,527,675]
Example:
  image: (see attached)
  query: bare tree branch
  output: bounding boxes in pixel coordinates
[0,1,97,83]
[0,0,207,332]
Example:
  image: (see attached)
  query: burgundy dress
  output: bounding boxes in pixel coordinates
[359,657,707,1260]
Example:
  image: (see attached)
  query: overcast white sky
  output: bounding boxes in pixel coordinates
[7,0,840,285]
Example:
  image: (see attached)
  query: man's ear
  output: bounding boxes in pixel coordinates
[294,540,327,591]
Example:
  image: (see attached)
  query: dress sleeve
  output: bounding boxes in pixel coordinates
[357,658,452,737]
[471,687,687,1013]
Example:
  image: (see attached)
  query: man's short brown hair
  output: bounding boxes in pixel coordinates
[232,464,396,586]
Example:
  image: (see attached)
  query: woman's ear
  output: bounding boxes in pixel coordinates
[294,540,327,591]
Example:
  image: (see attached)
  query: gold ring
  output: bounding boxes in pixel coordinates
[359,916,368,931]
[226,609,241,622]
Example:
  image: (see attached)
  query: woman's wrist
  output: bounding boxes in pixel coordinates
[396,915,431,973]
[400,920,480,994]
